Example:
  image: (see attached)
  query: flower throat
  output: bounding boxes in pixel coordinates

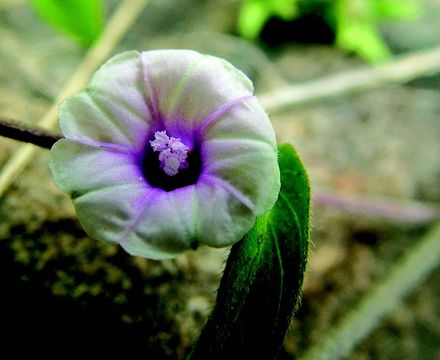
[143,130,202,191]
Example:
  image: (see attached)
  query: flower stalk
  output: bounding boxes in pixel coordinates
[187,145,310,359]
[0,118,62,149]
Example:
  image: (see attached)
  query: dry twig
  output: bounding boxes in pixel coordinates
[260,46,440,112]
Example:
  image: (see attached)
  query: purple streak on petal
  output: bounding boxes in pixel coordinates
[199,95,254,132]
[119,187,156,246]
[67,137,132,154]
[203,174,255,211]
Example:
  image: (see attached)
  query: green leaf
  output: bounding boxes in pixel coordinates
[335,0,390,62]
[372,0,421,20]
[30,0,104,47]
[272,0,298,20]
[237,1,271,40]
[187,144,310,359]
[337,20,391,62]
[237,0,299,40]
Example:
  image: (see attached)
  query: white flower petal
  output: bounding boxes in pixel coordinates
[201,96,276,144]
[50,139,144,197]
[195,177,256,247]
[141,50,253,135]
[73,184,191,259]
[201,96,280,215]
[121,188,197,258]
[61,51,151,150]
[121,180,256,254]
[73,183,146,244]
[203,137,279,214]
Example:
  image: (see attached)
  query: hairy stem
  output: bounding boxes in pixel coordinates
[0,118,62,149]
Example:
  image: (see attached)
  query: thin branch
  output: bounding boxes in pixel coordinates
[259,46,440,113]
[0,118,61,149]
[0,0,150,197]
[313,187,440,225]
[300,221,440,360]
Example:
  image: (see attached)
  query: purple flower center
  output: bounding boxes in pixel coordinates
[143,130,202,191]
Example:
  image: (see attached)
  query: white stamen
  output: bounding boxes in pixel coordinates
[150,131,189,176]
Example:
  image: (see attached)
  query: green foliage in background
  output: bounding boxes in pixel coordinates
[238,0,421,62]
[30,0,105,47]
[238,0,299,40]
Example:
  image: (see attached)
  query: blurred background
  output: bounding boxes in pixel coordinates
[0,0,439,358]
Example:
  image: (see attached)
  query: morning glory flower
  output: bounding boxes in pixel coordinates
[50,50,280,259]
